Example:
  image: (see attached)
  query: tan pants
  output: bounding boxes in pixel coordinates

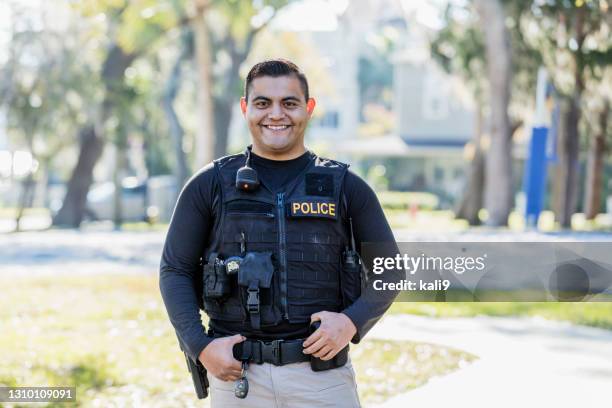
[208,359,361,408]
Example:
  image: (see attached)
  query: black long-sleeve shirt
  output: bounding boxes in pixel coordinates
[159,150,398,361]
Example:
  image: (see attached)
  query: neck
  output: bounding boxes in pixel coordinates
[251,143,307,161]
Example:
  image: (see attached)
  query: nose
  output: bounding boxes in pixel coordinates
[267,102,285,120]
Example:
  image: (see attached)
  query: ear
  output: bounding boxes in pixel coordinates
[306,98,316,115]
[240,97,247,115]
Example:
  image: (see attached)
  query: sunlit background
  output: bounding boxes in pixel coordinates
[1,0,609,232]
[1,0,611,407]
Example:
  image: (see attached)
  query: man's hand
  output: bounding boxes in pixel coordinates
[198,334,245,381]
[302,311,357,361]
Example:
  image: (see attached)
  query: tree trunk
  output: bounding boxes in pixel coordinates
[36,159,50,209]
[212,43,243,158]
[52,44,135,228]
[163,28,191,189]
[52,125,104,227]
[14,172,35,232]
[457,150,485,225]
[455,102,485,225]
[552,98,569,222]
[213,22,263,157]
[193,0,215,168]
[554,9,585,228]
[561,96,581,227]
[583,101,609,220]
[112,138,127,229]
[474,0,513,227]
[214,97,233,157]
[553,97,583,228]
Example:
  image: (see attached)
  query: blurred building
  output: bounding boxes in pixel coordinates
[387,15,474,205]
[229,0,474,206]
[263,0,366,142]
[300,0,474,207]
[306,0,371,142]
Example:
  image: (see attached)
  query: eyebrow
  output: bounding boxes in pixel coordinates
[251,96,302,103]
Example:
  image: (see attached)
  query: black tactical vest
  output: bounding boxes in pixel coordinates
[202,150,350,329]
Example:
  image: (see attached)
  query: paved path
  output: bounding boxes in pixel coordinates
[3,228,610,277]
[0,229,165,276]
[369,314,612,408]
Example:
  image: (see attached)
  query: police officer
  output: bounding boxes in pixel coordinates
[160,59,399,407]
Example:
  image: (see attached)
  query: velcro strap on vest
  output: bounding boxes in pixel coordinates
[288,269,335,281]
[225,231,341,245]
[287,232,342,245]
[228,231,278,243]
[290,304,342,317]
[287,251,334,263]
[288,287,339,299]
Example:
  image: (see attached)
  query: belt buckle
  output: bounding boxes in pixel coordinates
[260,339,283,365]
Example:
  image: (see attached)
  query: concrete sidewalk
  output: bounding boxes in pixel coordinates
[369,314,612,408]
[0,229,165,275]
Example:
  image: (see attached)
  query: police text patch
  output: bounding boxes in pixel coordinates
[289,200,338,219]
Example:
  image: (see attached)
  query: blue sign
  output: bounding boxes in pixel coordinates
[523,127,549,227]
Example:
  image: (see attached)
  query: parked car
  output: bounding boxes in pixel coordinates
[49,175,178,223]
[86,177,147,222]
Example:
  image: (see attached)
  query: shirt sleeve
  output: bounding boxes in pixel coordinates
[340,170,400,343]
[159,164,218,361]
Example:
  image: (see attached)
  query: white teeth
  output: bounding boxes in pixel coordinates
[265,125,289,130]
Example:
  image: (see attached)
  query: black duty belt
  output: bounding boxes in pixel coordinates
[232,338,310,366]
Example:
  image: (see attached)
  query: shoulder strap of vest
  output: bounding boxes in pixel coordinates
[341,191,357,252]
[212,158,225,201]
[213,152,247,173]
[339,166,358,252]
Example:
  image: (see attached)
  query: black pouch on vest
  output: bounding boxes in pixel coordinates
[237,252,275,329]
[203,252,230,299]
[308,321,349,372]
[237,252,275,288]
[341,248,363,308]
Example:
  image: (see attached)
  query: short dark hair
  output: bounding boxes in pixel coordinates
[244,59,309,102]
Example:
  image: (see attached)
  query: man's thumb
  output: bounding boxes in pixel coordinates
[229,334,246,344]
[310,312,323,323]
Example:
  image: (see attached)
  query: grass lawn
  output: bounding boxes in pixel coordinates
[389,302,612,330]
[384,209,468,232]
[352,339,474,406]
[0,274,474,407]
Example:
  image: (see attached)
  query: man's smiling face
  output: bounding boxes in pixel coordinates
[241,74,315,159]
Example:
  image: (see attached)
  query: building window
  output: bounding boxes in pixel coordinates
[316,111,339,128]
[434,167,444,182]
[422,71,450,121]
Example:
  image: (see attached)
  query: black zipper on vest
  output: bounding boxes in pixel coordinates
[277,192,289,319]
